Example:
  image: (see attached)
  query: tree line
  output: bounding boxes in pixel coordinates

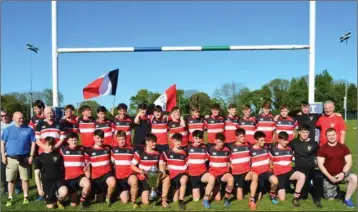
[1,70,357,120]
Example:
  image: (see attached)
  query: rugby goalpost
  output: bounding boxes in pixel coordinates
[51,1,316,108]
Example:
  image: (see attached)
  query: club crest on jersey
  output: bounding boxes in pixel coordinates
[66,151,70,154]
[172,125,176,127]
[213,152,217,155]
[170,155,174,158]
[42,126,46,128]
[260,118,263,121]
[190,149,194,152]
[309,116,313,120]
[96,125,99,128]
[56,125,60,129]
[275,152,279,155]
[189,120,193,123]
[115,150,119,153]
[278,121,281,124]
[92,152,96,156]
[234,148,238,152]
[144,156,148,159]
[241,122,245,125]
[330,123,335,128]
[252,152,257,156]
[53,156,58,162]
[308,146,312,151]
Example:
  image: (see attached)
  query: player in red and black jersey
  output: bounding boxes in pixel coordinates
[77,105,95,149]
[274,105,298,142]
[207,133,233,208]
[256,102,276,144]
[204,103,225,150]
[130,133,171,208]
[250,131,279,210]
[186,130,215,209]
[60,132,91,208]
[239,104,257,145]
[168,107,188,148]
[230,128,258,201]
[60,104,79,135]
[186,106,205,144]
[113,103,133,147]
[29,100,45,130]
[149,105,169,153]
[111,131,139,209]
[85,129,116,206]
[224,104,240,147]
[95,106,114,146]
[161,133,188,210]
[270,131,305,207]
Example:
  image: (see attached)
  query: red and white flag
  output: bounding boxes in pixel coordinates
[83,69,119,99]
[154,84,176,112]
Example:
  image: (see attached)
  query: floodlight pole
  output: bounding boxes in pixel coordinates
[340,31,351,122]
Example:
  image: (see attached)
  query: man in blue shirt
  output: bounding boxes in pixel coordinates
[1,112,36,207]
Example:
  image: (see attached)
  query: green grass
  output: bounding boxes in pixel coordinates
[2,120,357,211]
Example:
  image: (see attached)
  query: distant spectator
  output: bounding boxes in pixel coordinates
[316,101,346,146]
[317,128,356,208]
[1,112,36,207]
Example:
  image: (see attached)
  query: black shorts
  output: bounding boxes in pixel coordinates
[43,181,66,205]
[190,173,205,189]
[258,171,273,189]
[215,173,230,186]
[117,175,133,191]
[139,179,150,191]
[171,173,188,189]
[65,175,85,193]
[234,172,250,188]
[92,172,113,193]
[156,144,169,153]
[277,169,296,190]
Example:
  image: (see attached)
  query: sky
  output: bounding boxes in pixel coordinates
[1,1,357,108]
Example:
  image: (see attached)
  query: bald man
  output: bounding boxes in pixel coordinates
[1,112,36,206]
[316,101,346,146]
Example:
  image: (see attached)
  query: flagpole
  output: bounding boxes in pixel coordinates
[112,93,117,116]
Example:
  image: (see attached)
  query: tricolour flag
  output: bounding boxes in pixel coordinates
[83,69,119,99]
[154,84,176,112]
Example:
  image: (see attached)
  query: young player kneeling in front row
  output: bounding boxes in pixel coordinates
[161,133,188,210]
[34,136,68,209]
[60,132,91,208]
[270,131,305,207]
[130,133,171,208]
[230,128,258,204]
[208,133,234,208]
[250,131,279,210]
[85,129,116,206]
[111,131,139,209]
[187,130,215,209]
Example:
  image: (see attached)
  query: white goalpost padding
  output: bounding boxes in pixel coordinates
[51,1,316,107]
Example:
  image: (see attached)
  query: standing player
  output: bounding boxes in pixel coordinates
[60,104,79,135]
[205,103,225,150]
[230,128,257,203]
[111,131,139,209]
[29,100,45,130]
[224,104,240,148]
[161,133,188,210]
[270,131,305,207]
[77,105,95,150]
[34,137,68,209]
[59,132,91,208]
[186,106,205,144]
[167,107,188,149]
[256,102,276,145]
[250,131,279,208]
[133,104,151,152]
[207,133,233,208]
[85,129,116,206]
[187,130,215,209]
[113,103,133,147]
[149,105,169,153]
[274,105,298,142]
[239,104,257,145]
[95,106,114,146]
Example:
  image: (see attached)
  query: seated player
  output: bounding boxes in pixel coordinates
[207,133,234,208]
[230,128,258,202]
[270,131,305,207]
[34,137,68,209]
[130,133,171,208]
[187,130,215,209]
[85,129,116,206]
[111,131,139,209]
[250,131,279,209]
[60,132,91,208]
[161,133,188,210]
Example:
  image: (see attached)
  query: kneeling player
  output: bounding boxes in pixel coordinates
[111,131,139,209]
[187,130,215,209]
[208,133,233,208]
[250,131,279,208]
[60,132,91,208]
[230,128,258,202]
[161,133,188,210]
[131,133,171,208]
[85,129,116,206]
[34,137,68,209]
[270,132,305,207]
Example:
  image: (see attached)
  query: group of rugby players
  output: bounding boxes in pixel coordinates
[27,100,339,210]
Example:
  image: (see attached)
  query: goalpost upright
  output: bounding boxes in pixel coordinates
[51,1,316,107]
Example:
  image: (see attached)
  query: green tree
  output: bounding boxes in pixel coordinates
[8,88,64,106]
[129,89,160,113]
[79,100,101,118]
[1,94,30,121]
[265,78,290,110]
[189,92,212,116]
[177,89,189,115]
[347,83,357,114]
[315,70,335,103]
[213,82,243,105]
[287,77,308,111]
